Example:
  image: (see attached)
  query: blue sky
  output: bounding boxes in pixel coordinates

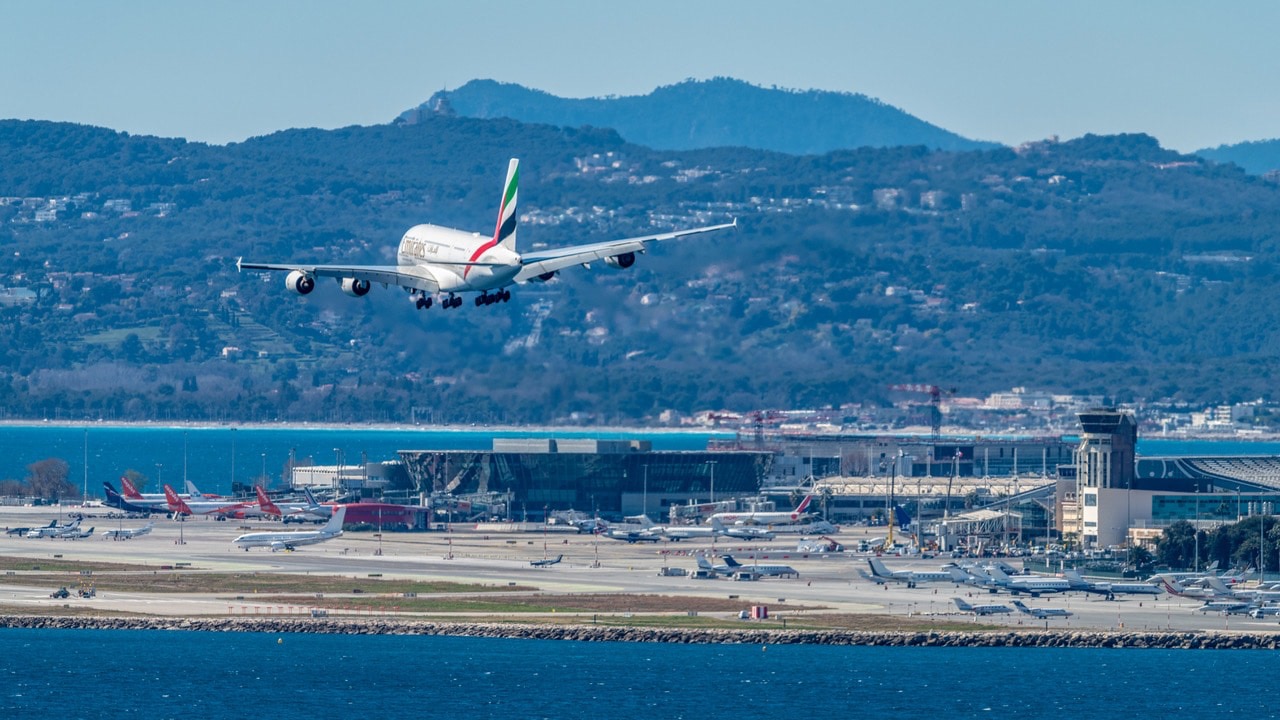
[3,1,1278,151]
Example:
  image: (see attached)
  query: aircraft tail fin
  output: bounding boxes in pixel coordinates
[1011,599,1032,614]
[323,506,347,533]
[720,555,742,568]
[255,486,282,517]
[868,557,894,578]
[892,503,911,529]
[794,494,813,514]
[952,597,974,612]
[696,555,714,570]
[493,158,519,252]
[163,484,193,516]
[121,476,144,499]
[710,517,727,533]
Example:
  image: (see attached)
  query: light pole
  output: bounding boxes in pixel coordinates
[155,463,163,490]
[643,465,649,520]
[82,427,88,502]
[1194,484,1200,572]
[230,427,236,491]
[334,448,343,494]
[708,460,717,505]
[261,453,267,487]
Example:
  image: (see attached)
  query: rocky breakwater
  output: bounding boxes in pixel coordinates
[3,616,1279,649]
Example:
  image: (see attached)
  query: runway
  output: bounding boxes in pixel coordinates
[3,505,1278,634]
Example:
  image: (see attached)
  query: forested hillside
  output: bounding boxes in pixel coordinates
[399,78,999,154]
[2,117,1280,424]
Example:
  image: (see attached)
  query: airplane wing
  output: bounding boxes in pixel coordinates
[237,261,445,294]
[514,220,737,282]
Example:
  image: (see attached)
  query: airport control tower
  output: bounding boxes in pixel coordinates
[1075,408,1137,548]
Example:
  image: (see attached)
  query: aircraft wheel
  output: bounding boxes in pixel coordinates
[452,296,462,308]
[475,295,484,306]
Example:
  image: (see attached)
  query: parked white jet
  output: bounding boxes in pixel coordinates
[233,507,346,551]
[1062,569,1162,599]
[718,554,798,578]
[238,158,736,311]
[1011,599,1073,619]
[101,522,154,540]
[865,558,967,588]
[952,597,1012,616]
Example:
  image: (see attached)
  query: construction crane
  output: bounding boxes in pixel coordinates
[888,384,956,442]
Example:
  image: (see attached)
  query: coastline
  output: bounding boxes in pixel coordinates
[4,615,1279,649]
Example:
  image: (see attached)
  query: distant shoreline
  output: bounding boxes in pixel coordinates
[3,615,1278,649]
[2,419,1279,444]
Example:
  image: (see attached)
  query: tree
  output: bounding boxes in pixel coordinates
[26,458,75,501]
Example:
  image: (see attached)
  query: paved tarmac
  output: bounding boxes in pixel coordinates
[2,504,1277,633]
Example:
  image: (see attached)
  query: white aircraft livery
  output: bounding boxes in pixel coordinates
[237,159,737,311]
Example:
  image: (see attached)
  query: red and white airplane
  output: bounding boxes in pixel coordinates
[710,495,813,526]
[162,484,255,518]
[237,158,736,312]
[255,486,330,523]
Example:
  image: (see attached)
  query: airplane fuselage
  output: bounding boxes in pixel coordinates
[396,224,522,293]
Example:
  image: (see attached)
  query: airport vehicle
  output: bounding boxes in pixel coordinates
[238,158,736,311]
[953,597,1012,615]
[719,554,798,578]
[101,522,154,540]
[163,484,255,518]
[232,506,346,551]
[255,486,330,523]
[1011,599,1073,619]
[710,495,813,526]
[1061,569,1162,599]
[865,558,967,588]
[530,554,563,567]
[50,587,70,599]
[1248,605,1280,619]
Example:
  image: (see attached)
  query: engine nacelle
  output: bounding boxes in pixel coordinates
[341,278,371,297]
[604,252,636,269]
[285,270,315,295]
[531,270,558,282]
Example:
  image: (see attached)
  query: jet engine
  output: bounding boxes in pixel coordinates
[531,270,558,282]
[285,270,315,295]
[604,252,636,269]
[341,278,371,297]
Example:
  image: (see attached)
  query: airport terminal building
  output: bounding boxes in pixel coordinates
[397,438,772,520]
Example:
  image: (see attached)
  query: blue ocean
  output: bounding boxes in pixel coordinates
[0,425,725,496]
[1,629,1276,719]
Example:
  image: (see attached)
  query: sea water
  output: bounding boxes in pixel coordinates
[0,425,725,496]
[1,629,1276,719]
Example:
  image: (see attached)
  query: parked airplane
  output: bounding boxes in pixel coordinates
[604,527,662,543]
[710,495,813,526]
[102,482,166,515]
[62,525,95,540]
[8,520,55,537]
[952,597,1012,616]
[1196,599,1254,614]
[661,517,768,541]
[101,522,154,540]
[971,565,1071,597]
[719,554,798,578]
[233,506,346,551]
[1062,569,1162,599]
[163,484,255,518]
[1156,575,1233,601]
[1011,599,1073,619]
[866,558,967,588]
[530,554,563,567]
[238,158,736,312]
[255,486,329,523]
[719,519,776,541]
[28,519,80,538]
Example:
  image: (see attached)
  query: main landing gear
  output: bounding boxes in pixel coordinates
[414,295,434,310]
[475,289,511,306]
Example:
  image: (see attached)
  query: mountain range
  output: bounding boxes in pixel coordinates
[3,81,1280,425]
[399,77,999,155]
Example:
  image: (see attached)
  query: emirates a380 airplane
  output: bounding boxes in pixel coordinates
[237,158,736,311]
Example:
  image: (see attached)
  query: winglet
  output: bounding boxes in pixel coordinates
[236,257,242,272]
